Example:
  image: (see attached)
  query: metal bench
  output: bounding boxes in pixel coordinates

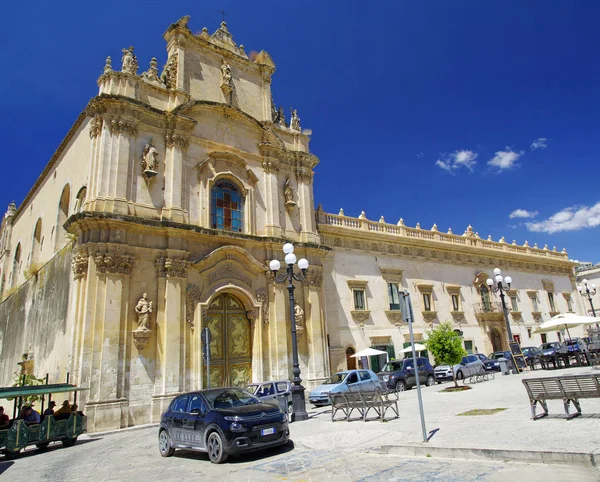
[329,389,398,422]
[522,374,600,420]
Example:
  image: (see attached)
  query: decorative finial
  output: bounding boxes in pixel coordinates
[338,208,344,216]
[431,223,438,231]
[415,222,421,229]
[239,44,246,56]
[543,244,549,250]
[487,235,492,241]
[533,243,538,249]
[397,218,405,226]
[447,227,453,234]
[562,247,567,253]
[104,55,112,73]
[379,216,385,223]
[553,246,557,252]
[358,210,366,219]
[500,236,506,243]
[512,240,517,245]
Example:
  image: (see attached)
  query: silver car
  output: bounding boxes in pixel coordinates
[308,369,384,406]
[434,355,485,382]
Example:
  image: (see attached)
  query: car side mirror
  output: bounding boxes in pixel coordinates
[190,408,205,415]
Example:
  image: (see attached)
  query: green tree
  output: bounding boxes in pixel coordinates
[8,372,45,406]
[423,322,466,388]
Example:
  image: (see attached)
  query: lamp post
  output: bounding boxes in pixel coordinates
[269,243,309,422]
[486,268,513,346]
[577,279,597,317]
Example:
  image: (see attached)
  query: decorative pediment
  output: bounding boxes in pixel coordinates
[380,267,403,283]
[192,246,267,276]
[197,150,248,173]
[445,284,461,294]
[416,283,434,293]
[541,280,555,292]
[347,279,368,289]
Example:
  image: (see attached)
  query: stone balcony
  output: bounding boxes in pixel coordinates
[473,302,506,321]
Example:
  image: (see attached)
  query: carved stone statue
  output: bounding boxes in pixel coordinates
[290,108,301,131]
[121,46,138,75]
[135,293,153,330]
[277,106,286,127]
[294,303,304,335]
[221,60,232,86]
[284,178,296,207]
[161,53,178,89]
[142,143,159,176]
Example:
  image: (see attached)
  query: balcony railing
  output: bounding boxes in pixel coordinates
[473,302,504,314]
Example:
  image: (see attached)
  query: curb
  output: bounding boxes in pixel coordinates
[373,444,598,468]
[83,423,159,438]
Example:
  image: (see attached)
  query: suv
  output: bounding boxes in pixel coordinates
[434,355,485,382]
[377,357,435,392]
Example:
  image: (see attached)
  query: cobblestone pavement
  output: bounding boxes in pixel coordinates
[0,426,598,481]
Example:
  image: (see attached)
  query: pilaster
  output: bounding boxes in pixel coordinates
[162,132,190,222]
[262,159,282,237]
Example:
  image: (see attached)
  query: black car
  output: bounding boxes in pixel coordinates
[474,353,500,372]
[521,346,542,366]
[158,388,289,463]
[377,357,435,392]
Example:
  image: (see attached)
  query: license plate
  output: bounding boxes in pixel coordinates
[260,427,276,436]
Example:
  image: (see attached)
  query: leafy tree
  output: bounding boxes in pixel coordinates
[8,372,45,406]
[424,322,466,388]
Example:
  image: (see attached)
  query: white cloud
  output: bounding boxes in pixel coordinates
[487,148,523,170]
[531,138,548,150]
[526,202,600,233]
[435,150,478,172]
[509,209,539,219]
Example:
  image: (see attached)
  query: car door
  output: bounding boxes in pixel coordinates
[358,370,374,390]
[258,383,277,404]
[403,360,416,387]
[169,395,189,446]
[345,371,360,391]
[182,393,208,449]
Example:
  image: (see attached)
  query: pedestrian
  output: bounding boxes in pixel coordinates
[43,401,56,416]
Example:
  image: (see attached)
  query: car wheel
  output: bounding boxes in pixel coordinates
[456,371,464,380]
[158,430,175,457]
[207,431,229,464]
[395,380,406,392]
[426,375,435,387]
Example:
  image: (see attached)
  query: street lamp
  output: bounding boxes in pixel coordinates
[269,243,309,422]
[577,279,597,317]
[486,268,513,346]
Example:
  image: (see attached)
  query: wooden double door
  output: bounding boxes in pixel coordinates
[203,294,252,388]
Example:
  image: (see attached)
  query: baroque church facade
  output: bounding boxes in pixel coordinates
[0,17,583,431]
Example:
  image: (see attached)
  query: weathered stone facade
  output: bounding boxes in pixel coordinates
[0,17,584,431]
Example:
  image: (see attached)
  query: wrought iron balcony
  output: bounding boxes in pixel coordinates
[473,302,503,314]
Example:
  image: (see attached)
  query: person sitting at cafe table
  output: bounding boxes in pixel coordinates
[0,406,10,428]
[43,400,56,416]
[21,405,41,424]
[54,400,73,420]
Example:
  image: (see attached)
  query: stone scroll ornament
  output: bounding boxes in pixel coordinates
[132,293,152,349]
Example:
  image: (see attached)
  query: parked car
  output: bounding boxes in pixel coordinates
[521,346,542,366]
[245,380,292,414]
[434,355,486,382]
[308,369,384,406]
[377,357,435,392]
[473,353,501,372]
[564,338,588,353]
[539,342,568,357]
[158,387,289,464]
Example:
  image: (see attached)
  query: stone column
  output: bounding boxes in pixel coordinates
[262,159,282,237]
[162,132,190,223]
[68,246,90,384]
[85,249,134,432]
[152,258,189,419]
[296,167,319,243]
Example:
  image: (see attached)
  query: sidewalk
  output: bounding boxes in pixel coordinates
[290,366,600,464]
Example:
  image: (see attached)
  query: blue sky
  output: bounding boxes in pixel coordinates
[2,1,599,263]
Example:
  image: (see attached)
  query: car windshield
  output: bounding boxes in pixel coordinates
[522,348,532,355]
[323,373,348,384]
[541,343,556,350]
[204,388,261,409]
[380,362,402,372]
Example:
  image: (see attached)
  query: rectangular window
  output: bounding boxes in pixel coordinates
[527,328,532,339]
[514,335,521,344]
[464,340,473,355]
[530,296,539,312]
[510,296,518,311]
[451,294,460,311]
[353,289,366,310]
[567,297,573,312]
[541,333,547,344]
[548,292,556,312]
[423,293,431,312]
[388,283,401,311]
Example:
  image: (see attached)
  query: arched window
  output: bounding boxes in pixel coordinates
[74,186,87,213]
[11,243,21,287]
[211,179,244,232]
[55,184,70,249]
[31,218,42,265]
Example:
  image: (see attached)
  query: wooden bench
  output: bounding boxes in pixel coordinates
[329,389,399,422]
[522,374,600,420]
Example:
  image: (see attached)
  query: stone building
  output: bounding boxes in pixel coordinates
[0,17,583,431]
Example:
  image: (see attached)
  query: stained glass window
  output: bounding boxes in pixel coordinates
[211,180,243,232]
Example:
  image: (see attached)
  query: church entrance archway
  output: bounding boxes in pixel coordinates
[204,293,252,388]
[490,327,503,352]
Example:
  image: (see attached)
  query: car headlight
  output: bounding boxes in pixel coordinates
[383,375,389,382]
[229,421,246,433]
[224,415,241,421]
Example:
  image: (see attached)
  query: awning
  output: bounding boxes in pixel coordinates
[0,383,89,399]
[401,343,427,353]
[350,347,389,358]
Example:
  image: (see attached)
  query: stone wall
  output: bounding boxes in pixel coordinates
[0,246,73,391]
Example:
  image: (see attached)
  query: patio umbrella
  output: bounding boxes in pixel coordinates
[400,343,427,353]
[350,347,389,358]
[533,313,600,338]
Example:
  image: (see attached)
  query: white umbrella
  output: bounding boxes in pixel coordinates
[350,347,389,358]
[401,343,427,353]
[533,313,600,337]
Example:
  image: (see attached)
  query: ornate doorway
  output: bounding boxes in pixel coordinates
[346,347,356,370]
[490,327,503,352]
[204,294,252,388]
